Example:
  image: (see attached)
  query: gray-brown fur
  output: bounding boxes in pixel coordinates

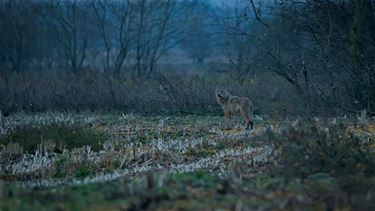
[215,88,254,130]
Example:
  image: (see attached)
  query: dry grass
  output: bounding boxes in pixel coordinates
[1,112,375,210]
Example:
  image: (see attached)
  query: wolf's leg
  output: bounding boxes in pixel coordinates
[224,110,233,129]
[246,120,254,130]
[240,106,253,130]
[228,112,234,129]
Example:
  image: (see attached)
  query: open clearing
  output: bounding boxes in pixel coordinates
[1,113,375,210]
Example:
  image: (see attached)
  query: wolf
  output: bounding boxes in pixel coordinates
[215,88,254,130]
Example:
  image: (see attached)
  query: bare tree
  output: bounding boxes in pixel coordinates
[212,0,374,114]
[132,0,186,81]
[92,0,136,75]
[42,0,92,74]
[210,0,269,81]
[180,1,212,64]
[276,0,375,113]
[0,0,40,74]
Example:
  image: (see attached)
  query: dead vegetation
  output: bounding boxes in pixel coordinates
[1,112,375,210]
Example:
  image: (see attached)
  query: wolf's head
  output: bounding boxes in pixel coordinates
[215,88,230,104]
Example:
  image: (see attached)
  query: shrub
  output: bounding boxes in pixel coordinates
[0,124,107,153]
[270,120,375,177]
[75,165,92,178]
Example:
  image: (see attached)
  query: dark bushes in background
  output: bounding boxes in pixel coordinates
[271,120,375,177]
[264,119,375,210]
[0,69,300,116]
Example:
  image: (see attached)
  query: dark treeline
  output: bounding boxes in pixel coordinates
[0,0,374,116]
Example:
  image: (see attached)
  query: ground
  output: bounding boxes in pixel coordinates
[1,112,375,210]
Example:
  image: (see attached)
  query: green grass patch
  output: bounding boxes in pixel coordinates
[185,148,216,157]
[75,165,93,178]
[171,171,219,188]
[0,172,346,210]
[0,124,108,153]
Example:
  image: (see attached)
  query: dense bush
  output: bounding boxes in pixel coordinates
[0,124,107,153]
[264,119,375,209]
[270,120,375,177]
[0,70,300,116]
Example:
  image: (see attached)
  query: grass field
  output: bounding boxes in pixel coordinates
[1,112,375,210]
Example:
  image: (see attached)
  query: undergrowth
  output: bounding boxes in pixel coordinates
[0,124,107,153]
[1,113,375,210]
